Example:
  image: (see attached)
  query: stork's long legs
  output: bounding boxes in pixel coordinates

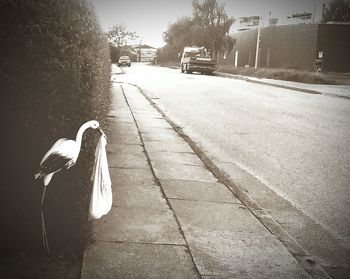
[41,186,49,254]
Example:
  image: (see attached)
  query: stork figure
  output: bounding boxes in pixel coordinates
[35,120,106,253]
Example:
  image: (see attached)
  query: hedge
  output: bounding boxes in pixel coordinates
[0,0,111,256]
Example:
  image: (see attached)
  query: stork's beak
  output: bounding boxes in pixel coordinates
[98,127,108,140]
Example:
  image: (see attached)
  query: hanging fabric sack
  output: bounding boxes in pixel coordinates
[89,134,112,219]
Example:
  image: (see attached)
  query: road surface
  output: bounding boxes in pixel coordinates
[115,63,350,248]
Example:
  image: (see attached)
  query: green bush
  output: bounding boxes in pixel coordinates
[0,0,111,256]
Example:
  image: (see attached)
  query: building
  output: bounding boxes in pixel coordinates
[133,44,157,62]
[230,23,350,72]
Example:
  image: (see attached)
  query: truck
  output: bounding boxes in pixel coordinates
[180,46,216,75]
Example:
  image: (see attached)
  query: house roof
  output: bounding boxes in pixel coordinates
[138,44,156,49]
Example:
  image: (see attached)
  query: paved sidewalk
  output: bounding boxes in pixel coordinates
[81,83,313,278]
[216,72,350,99]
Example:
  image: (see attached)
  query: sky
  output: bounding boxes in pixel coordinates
[91,0,330,48]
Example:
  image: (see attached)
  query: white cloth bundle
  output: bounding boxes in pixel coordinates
[89,135,112,219]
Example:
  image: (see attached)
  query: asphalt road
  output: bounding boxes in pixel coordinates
[115,63,350,246]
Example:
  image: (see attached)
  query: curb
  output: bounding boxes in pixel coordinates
[215,72,322,95]
[215,72,350,100]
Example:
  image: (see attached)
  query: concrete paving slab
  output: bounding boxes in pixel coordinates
[122,88,150,103]
[186,229,312,278]
[160,179,241,203]
[108,153,148,169]
[81,242,199,279]
[106,124,138,133]
[131,111,163,118]
[139,126,175,134]
[125,94,153,106]
[144,141,194,153]
[92,207,185,245]
[110,168,155,185]
[126,103,155,112]
[201,276,234,279]
[113,179,159,190]
[131,108,159,114]
[108,107,131,113]
[108,115,132,121]
[141,131,184,143]
[135,115,164,120]
[107,115,135,122]
[108,109,131,115]
[152,162,217,182]
[105,128,139,139]
[106,123,139,132]
[170,199,266,233]
[107,119,136,129]
[148,151,204,166]
[133,110,162,117]
[106,120,137,129]
[113,183,167,209]
[136,118,173,129]
[108,134,140,145]
[108,110,127,116]
[107,143,143,155]
[108,118,135,124]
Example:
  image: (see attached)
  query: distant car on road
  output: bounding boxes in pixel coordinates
[118,56,131,67]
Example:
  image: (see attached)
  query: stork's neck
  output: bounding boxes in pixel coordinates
[75,122,91,147]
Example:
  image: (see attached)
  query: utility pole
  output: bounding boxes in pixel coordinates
[254,15,262,69]
[138,39,142,62]
[313,2,316,23]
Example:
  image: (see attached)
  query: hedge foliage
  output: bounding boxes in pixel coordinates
[0,0,111,256]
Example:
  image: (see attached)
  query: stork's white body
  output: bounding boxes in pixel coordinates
[35,120,100,186]
[34,120,103,254]
[36,138,79,185]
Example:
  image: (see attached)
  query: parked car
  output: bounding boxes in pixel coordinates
[118,56,131,67]
[180,46,216,75]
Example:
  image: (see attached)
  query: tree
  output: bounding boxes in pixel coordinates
[322,0,350,23]
[162,0,235,60]
[222,35,235,59]
[107,23,138,62]
[107,23,138,48]
[192,0,234,57]
[163,17,193,51]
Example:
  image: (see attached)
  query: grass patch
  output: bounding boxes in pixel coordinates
[216,65,337,85]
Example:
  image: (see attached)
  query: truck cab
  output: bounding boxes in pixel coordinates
[180,46,216,75]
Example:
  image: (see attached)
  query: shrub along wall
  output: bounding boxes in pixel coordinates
[0,0,111,256]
